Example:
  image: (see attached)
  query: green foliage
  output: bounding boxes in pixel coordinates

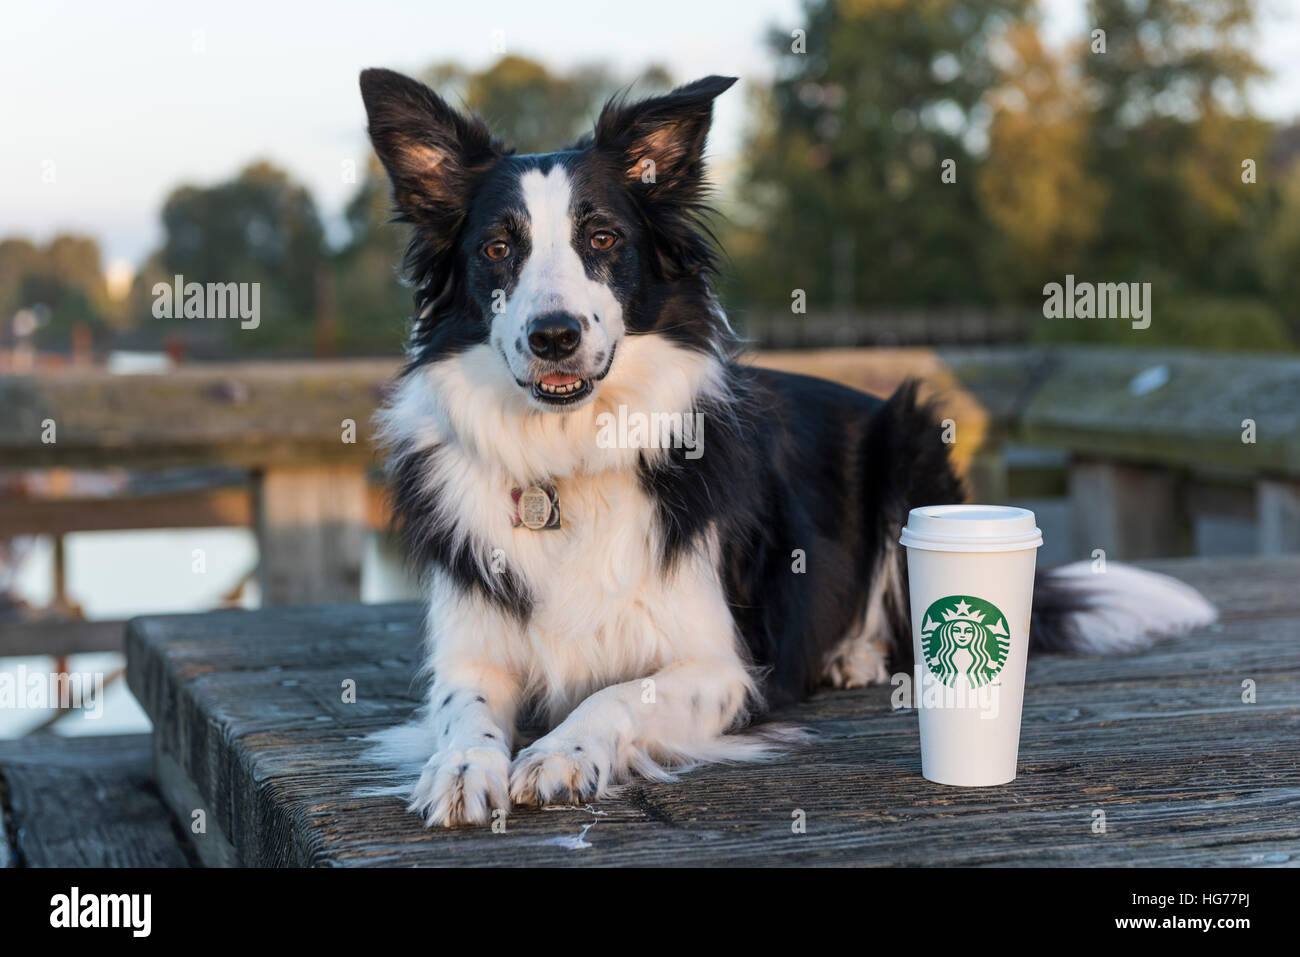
[723,0,1295,351]
[1260,161,1300,341]
[721,0,1032,314]
[154,161,326,353]
[330,155,411,355]
[6,11,1295,358]
[1078,0,1275,295]
[421,56,673,155]
[1029,295,1293,351]
[0,235,116,347]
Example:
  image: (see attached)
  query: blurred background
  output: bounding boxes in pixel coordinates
[1,0,1297,736]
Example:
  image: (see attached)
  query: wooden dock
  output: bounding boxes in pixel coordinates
[0,734,191,867]
[112,554,1300,867]
[4,347,1299,658]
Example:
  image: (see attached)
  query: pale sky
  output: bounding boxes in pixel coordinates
[2,0,1296,277]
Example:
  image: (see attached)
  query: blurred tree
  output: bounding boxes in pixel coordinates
[0,238,41,318]
[1079,0,1277,304]
[422,56,671,154]
[155,160,326,353]
[722,0,1032,317]
[332,154,410,354]
[1258,160,1300,333]
[0,234,115,349]
[977,22,1107,297]
[727,0,1291,351]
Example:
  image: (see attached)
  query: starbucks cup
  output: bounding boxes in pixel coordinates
[899,505,1042,787]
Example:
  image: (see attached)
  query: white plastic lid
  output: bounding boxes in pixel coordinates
[899,504,1043,553]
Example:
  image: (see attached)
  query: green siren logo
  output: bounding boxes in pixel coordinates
[920,595,1012,688]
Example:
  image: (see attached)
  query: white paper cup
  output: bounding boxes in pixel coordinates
[899,505,1042,787]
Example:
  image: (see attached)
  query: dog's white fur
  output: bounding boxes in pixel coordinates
[363,157,1217,829]
[492,167,623,410]
[370,328,790,826]
[1041,560,1217,654]
[368,323,1218,828]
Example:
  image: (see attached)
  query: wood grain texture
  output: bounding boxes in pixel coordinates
[0,618,125,658]
[0,348,1041,470]
[1018,348,1300,476]
[124,556,1300,867]
[255,464,369,605]
[0,734,192,868]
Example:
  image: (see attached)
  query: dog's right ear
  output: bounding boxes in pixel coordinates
[359,68,503,228]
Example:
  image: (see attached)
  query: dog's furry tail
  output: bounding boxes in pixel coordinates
[1031,561,1217,654]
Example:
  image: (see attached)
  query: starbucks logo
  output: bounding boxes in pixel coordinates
[920,595,1012,688]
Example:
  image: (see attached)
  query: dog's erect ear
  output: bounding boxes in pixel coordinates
[593,76,736,192]
[359,68,502,227]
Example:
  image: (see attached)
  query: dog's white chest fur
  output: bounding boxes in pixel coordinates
[381,335,741,720]
[455,459,731,710]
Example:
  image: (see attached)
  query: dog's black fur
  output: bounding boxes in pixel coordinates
[362,67,1101,711]
[358,68,1219,825]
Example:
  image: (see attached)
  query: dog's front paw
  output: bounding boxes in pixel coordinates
[823,638,891,688]
[408,747,511,828]
[509,738,604,806]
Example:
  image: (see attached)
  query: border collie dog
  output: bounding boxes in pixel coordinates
[359,68,1216,827]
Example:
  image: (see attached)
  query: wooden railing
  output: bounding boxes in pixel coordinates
[739,309,1034,348]
[2,346,1297,659]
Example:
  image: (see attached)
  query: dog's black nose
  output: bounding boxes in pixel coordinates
[526,312,583,360]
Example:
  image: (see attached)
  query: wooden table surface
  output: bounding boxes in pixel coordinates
[124,555,1300,867]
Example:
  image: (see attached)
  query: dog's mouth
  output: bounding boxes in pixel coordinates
[513,345,616,408]
[532,373,592,406]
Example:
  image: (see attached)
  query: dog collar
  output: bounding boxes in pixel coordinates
[511,484,561,530]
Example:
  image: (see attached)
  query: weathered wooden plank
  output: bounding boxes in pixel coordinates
[0,486,252,537]
[1259,479,1300,554]
[125,606,1299,715]
[0,734,192,867]
[0,780,12,868]
[0,478,393,541]
[1069,460,1189,560]
[254,465,369,605]
[1019,348,1300,476]
[1139,554,1300,620]
[151,738,237,868]
[124,556,1300,866]
[0,618,125,658]
[183,703,1299,867]
[0,360,398,469]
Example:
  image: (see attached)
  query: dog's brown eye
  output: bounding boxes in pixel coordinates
[590,231,617,251]
[483,240,510,261]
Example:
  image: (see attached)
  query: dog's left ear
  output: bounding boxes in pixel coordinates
[359,67,503,229]
[594,76,736,193]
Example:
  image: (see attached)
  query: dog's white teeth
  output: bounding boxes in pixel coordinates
[538,379,585,395]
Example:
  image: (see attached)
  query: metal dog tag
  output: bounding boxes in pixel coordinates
[512,484,561,530]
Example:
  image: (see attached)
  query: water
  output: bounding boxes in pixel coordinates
[0,528,419,738]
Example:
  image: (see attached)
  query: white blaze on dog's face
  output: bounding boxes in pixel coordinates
[478,163,627,411]
[359,68,737,413]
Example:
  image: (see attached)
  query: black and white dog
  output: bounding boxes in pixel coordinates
[359,68,1215,827]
